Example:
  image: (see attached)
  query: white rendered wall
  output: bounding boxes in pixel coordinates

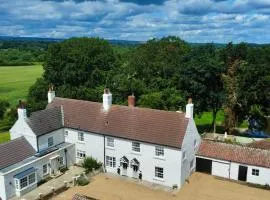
[0,175,6,200]
[105,136,182,188]
[38,129,65,151]
[1,143,75,200]
[10,119,38,151]
[212,161,230,178]
[64,128,104,164]
[180,119,201,186]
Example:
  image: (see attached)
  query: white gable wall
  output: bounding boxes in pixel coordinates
[38,129,65,151]
[180,119,201,186]
[10,120,38,151]
[0,175,6,200]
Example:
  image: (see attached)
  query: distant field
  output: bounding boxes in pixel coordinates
[0,64,43,106]
[0,132,10,144]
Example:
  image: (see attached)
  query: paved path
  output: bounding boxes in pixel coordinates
[12,166,84,200]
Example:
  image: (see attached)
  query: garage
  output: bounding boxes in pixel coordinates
[196,157,212,174]
[212,161,230,178]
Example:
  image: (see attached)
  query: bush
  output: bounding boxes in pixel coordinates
[82,157,102,173]
[77,175,89,186]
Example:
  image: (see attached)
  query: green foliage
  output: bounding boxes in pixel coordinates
[248,105,267,131]
[76,175,90,186]
[82,157,102,173]
[0,132,10,144]
[0,100,9,119]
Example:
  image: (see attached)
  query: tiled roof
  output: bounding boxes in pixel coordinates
[247,139,270,150]
[0,137,36,170]
[197,140,270,168]
[48,97,189,148]
[26,107,63,136]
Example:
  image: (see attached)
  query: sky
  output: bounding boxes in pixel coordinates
[0,0,270,43]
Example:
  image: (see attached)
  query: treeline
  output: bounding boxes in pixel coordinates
[0,40,55,66]
[24,37,270,134]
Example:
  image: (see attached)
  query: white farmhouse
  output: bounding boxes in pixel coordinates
[0,89,201,200]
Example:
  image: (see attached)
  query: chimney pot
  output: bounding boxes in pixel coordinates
[185,97,194,119]
[103,88,112,111]
[128,94,136,107]
[48,86,56,104]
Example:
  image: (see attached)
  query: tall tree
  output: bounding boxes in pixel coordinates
[179,44,224,132]
[221,42,248,134]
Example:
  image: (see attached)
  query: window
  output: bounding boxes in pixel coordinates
[155,167,164,179]
[77,150,86,158]
[65,130,68,136]
[132,142,140,152]
[43,164,48,175]
[48,137,54,147]
[78,132,84,141]
[106,156,116,168]
[15,179,19,189]
[107,137,114,147]
[155,146,164,157]
[58,157,64,165]
[252,169,259,176]
[20,177,28,189]
[182,151,186,160]
[28,173,36,185]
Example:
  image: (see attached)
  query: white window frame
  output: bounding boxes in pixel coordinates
[65,130,68,136]
[155,167,164,179]
[132,142,140,152]
[48,137,54,147]
[107,137,114,147]
[252,169,259,176]
[78,132,84,142]
[43,164,48,176]
[155,146,164,157]
[15,172,37,191]
[106,156,116,168]
[76,150,86,158]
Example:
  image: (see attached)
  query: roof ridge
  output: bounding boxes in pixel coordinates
[202,139,270,152]
[53,97,186,116]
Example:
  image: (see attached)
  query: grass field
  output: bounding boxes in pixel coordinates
[0,132,10,144]
[0,64,43,106]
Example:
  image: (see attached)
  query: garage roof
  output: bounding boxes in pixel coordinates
[197,140,270,168]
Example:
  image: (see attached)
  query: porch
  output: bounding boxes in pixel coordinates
[11,166,84,200]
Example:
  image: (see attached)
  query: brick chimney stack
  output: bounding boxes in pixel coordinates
[128,94,136,107]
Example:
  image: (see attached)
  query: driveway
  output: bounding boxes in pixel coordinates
[53,172,269,200]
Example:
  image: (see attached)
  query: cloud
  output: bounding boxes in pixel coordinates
[0,0,269,43]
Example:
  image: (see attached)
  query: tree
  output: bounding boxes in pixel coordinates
[0,100,9,120]
[179,44,224,132]
[221,42,248,134]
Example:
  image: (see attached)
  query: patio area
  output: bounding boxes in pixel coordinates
[11,166,84,200]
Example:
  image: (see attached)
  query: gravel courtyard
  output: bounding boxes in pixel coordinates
[54,172,269,200]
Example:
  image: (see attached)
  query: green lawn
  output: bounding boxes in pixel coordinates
[0,132,10,144]
[0,64,43,106]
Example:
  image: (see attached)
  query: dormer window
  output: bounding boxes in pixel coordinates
[78,132,84,142]
[48,137,54,147]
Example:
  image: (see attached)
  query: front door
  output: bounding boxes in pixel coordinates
[50,158,59,175]
[121,163,128,176]
[132,165,139,178]
[238,165,248,181]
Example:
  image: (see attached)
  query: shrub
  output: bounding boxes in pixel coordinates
[82,157,102,173]
[77,175,89,186]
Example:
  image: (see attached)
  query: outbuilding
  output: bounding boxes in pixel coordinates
[196,140,270,185]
